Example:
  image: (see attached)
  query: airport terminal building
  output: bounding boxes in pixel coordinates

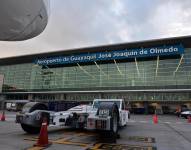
[0,36,191,113]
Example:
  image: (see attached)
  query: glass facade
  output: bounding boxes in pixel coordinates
[0,48,191,102]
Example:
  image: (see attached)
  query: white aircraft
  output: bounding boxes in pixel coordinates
[0,0,49,41]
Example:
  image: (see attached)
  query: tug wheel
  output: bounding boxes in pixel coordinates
[97,102,119,139]
[21,124,41,134]
[20,102,48,134]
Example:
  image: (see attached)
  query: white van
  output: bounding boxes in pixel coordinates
[6,102,17,111]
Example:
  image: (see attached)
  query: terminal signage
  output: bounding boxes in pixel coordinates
[35,44,184,66]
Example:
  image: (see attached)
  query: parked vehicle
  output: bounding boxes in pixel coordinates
[16,99,130,139]
[6,103,16,111]
[6,100,29,111]
[174,105,188,117]
[180,110,191,119]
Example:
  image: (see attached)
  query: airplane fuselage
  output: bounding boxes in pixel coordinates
[0,0,49,41]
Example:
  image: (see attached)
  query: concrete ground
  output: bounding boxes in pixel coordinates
[0,111,191,150]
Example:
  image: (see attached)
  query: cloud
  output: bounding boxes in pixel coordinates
[0,0,191,58]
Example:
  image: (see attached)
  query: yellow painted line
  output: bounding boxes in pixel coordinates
[26,146,45,150]
[76,133,86,136]
[54,139,88,147]
[24,138,53,142]
[25,136,89,146]
[53,138,69,143]
[62,131,76,134]
[89,143,156,150]
[78,132,98,136]
[90,143,103,149]
[24,137,55,142]
[24,138,38,141]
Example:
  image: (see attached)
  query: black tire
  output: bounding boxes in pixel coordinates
[21,124,41,134]
[22,102,48,113]
[110,107,119,136]
[97,102,119,139]
[20,102,48,134]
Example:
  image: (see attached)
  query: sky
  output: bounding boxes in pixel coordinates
[0,0,191,58]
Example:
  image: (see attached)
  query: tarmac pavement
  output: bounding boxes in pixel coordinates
[0,111,191,150]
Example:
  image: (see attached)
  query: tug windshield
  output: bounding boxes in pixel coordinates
[93,101,120,109]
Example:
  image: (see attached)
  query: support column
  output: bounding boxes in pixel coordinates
[100,93,104,99]
[63,94,67,101]
[28,94,33,101]
[0,94,5,110]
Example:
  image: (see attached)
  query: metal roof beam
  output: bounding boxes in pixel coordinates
[77,63,95,79]
[135,58,140,77]
[94,61,109,78]
[173,54,184,76]
[114,59,124,76]
[155,56,159,77]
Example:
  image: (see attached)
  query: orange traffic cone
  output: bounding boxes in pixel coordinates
[34,118,51,147]
[0,111,5,121]
[187,116,191,123]
[153,114,158,124]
